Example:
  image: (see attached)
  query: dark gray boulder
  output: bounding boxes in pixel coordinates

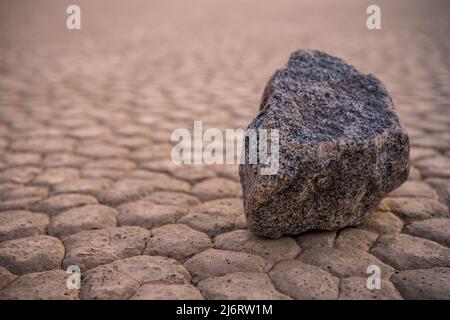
[240,49,410,238]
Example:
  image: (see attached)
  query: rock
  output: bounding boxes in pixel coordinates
[184,249,272,282]
[214,229,300,262]
[298,247,395,278]
[335,228,378,251]
[130,284,204,300]
[117,200,187,229]
[269,260,339,299]
[191,178,242,201]
[48,204,118,237]
[414,155,450,179]
[178,199,243,237]
[404,218,450,247]
[296,231,336,250]
[53,178,112,196]
[391,267,450,299]
[0,210,49,242]
[33,167,79,186]
[0,166,42,184]
[145,191,201,208]
[0,270,79,300]
[240,50,409,238]
[1,186,48,201]
[34,193,99,216]
[82,255,191,299]
[425,178,450,207]
[339,277,402,300]
[63,226,150,271]
[383,197,449,220]
[144,224,212,262]
[360,211,404,234]
[198,272,290,300]
[0,235,65,274]
[388,181,437,199]
[0,266,16,290]
[0,196,43,211]
[98,179,155,205]
[172,166,217,184]
[42,153,88,167]
[370,234,450,270]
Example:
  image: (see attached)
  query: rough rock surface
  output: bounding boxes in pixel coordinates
[240,49,410,238]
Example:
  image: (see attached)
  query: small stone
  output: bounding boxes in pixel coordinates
[144,224,212,262]
[298,247,394,278]
[42,153,88,167]
[361,211,404,234]
[0,197,43,211]
[415,155,450,179]
[0,166,41,184]
[33,168,79,185]
[191,178,242,201]
[10,137,76,153]
[335,228,379,251]
[178,199,243,237]
[98,179,155,205]
[240,50,409,238]
[82,268,139,300]
[178,213,235,238]
[118,200,186,229]
[339,277,402,300]
[80,168,126,179]
[410,147,440,162]
[370,234,450,270]
[0,270,79,300]
[426,178,450,207]
[34,193,98,216]
[388,181,437,199]
[404,218,450,247]
[172,166,217,184]
[391,267,450,299]
[75,143,129,158]
[84,158,136,171]
[0,266,16,290]
[198,272,290,300]
[233,214,247,229]
[407,166,422,181]
[53,178,112,196]
[82,256,191,299]
[48,204,117,237]
[296,231,336,250]
[0,235,64,274]
[269,260,339,299]
[2,152,41,166]
[127,170,191,193]
[0,210,49,242]
[63,226,150,271]
[214,230,301,262]
[384,197,449,220]
[184,249,273,282]
[130,144,172,162]
[130,284,204,300]
[0,186,48,201]
[145,191,200,207]
[141,160,179,174]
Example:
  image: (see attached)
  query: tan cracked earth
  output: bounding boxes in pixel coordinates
[0,0,450,300]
